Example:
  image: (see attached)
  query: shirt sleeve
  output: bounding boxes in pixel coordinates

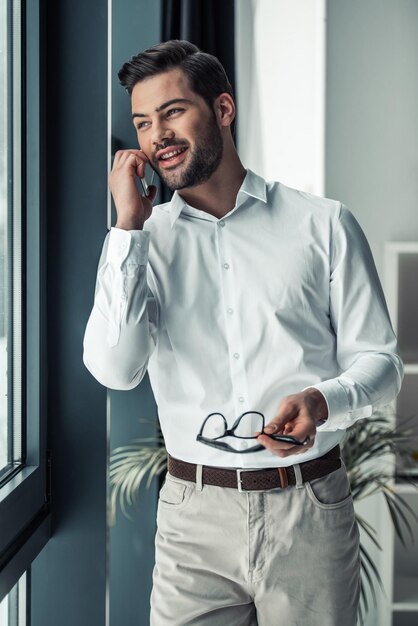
[83,226,158,390]
[310,204,404,431]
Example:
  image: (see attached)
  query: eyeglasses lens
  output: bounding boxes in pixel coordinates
[234,412,264,438]
[201,413,226,440]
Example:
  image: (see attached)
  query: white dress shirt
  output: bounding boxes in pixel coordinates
[83,169,403,468]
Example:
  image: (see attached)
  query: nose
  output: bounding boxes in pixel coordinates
[151,120,175,148]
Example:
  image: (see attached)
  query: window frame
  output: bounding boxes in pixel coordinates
[0,0,50,603]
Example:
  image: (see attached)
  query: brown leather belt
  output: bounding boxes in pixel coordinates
[167,445,341,492]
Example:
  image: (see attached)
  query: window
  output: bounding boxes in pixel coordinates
[0,0,7,472]
[0,573,27,626]
[0,0,50,609]
[0,0,23,481]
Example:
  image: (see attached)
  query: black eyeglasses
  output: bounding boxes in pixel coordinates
[196,411,307,454]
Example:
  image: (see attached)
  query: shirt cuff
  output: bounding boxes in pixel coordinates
[307,379,353,431]
[107,227,150,267]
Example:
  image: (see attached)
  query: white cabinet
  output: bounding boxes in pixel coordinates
[383,243,418,626]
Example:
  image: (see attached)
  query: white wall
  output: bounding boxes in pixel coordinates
[326,0,418,278]
[326,5,418,623]
[236,0,326,195]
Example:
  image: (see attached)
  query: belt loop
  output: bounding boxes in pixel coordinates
[196,464,203,491]
[293,463,304,489]
[278,467,288,489]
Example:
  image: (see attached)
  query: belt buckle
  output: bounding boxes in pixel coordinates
[236,468,252,492]
[236,467,286,492]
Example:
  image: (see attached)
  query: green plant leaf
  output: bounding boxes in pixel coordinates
[359,574,368,621]
[383,493,408,548]
[356,514,382,551]
[383,492,416,545]
[359,543,385,598]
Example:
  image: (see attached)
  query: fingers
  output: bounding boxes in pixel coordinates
[263,396,300,435]
[109,149,156,226]
[113,148,149,163]
[264,393,319,436]
[256,392,319,458]
[256,431,315,457]
[263,423,281,435]
[113,149,149,177]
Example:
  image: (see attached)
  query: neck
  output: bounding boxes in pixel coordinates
[177,153,247,219]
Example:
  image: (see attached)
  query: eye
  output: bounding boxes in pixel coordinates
[135,120,150,130]
[166,107,184,117]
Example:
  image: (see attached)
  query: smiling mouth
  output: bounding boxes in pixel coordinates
[158,146,188,167]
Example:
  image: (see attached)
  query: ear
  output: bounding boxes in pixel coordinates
[214,93,236,128]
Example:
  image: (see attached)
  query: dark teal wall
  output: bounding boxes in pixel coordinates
[31,1,162,625]
[109,3,161,625]
[31,0,109,623]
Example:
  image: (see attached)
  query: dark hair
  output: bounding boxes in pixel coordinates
[118,39,234,110]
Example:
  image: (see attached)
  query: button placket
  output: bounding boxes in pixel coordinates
[215,220,250,422]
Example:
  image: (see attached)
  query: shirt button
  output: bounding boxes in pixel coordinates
[227,308,234,314]
[233,353,240,359]
[218,221,226,228]
[121,293,128,301]
[119,243,127,251]
[238,396,245,403]
[135,243,141,248]
[223,263,230,270]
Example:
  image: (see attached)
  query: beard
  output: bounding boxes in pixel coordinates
[151,113,223,191]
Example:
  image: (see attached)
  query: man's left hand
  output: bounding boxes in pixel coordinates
[255,388,328,458]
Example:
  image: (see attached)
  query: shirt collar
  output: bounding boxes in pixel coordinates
[168,168,268,228]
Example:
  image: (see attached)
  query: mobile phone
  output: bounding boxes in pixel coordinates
[269,434,308,446]
[138,164,155,198]
[139,176,150,197]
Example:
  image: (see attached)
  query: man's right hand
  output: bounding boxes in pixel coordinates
[108,149,158,230]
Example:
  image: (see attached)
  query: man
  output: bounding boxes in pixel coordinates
[83,40,403,625]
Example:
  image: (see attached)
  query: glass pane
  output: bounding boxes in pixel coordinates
[0,0,8,470]
[0,0,23,476]
[0,572,26,626]
[0,583,8,625]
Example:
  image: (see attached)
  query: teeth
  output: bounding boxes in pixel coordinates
[161,148,185,160]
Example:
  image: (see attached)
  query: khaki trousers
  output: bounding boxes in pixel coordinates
[150,462,360,626]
